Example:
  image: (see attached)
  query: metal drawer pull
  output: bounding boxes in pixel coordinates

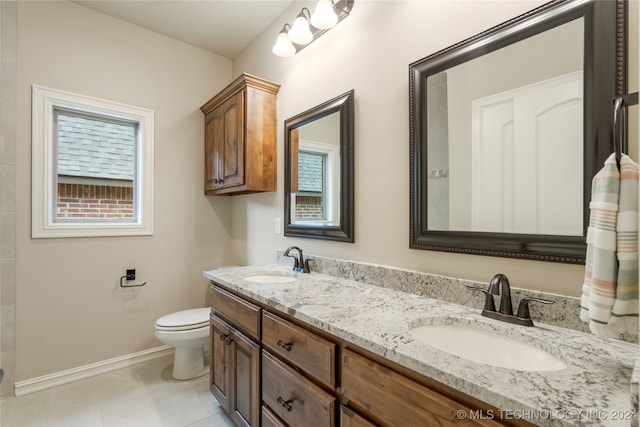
[277,396,294,412]
[277,340,293,351]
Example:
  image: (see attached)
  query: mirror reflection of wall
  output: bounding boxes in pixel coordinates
[427,17,584,235]
[290,112,341,226]
[426,72,450,230]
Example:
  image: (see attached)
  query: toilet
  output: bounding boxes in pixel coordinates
[155,307,210,380]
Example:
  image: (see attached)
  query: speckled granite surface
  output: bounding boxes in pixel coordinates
[205,263,638,427]
[275,252,638,344]
[632,356,640,427]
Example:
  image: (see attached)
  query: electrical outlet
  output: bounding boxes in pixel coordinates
[126,269,136,281]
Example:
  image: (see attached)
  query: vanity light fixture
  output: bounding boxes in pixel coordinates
[311,0,339,29]
[272,24,296,57]
[272,0,354,57]
[288,8,313,45]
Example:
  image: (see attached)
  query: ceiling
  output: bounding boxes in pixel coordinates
[74,1,294,59]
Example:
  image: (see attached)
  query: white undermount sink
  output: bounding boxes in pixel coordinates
[410,323,567,372]
[243,274,296,284]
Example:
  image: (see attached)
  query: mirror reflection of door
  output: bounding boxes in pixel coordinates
[470,72,583,235]
[290,112,340,226]
[426,17,584,236]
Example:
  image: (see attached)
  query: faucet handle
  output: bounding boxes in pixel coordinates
[465,285,496,313]
[516,297,555,320]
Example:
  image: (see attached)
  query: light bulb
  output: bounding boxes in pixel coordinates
[288,10,313,45]
[311,0,338,29]
[272,29,295,57]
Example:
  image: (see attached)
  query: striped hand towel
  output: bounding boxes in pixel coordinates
[580,153,639,339]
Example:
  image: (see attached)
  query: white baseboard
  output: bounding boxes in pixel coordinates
[14,345,173,397]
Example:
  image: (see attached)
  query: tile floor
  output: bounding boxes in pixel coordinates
[0,354,234,427]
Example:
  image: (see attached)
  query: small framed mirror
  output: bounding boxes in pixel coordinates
[284,90,354,242]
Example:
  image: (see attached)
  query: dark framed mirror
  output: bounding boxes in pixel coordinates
[410,0,628,263]
[284,90,354,242]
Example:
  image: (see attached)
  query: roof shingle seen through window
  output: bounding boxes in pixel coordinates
[57,112,135,181]
[298,152,323,193]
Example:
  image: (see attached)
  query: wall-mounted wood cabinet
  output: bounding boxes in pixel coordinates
[201,73,280,195]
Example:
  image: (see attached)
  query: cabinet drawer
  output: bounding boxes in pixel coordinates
[340,406,377,427]
[262,311,336,387]
[263,350,336,427]
[341,349,502,427]
[262,406,287,427]
[210,285,260,339]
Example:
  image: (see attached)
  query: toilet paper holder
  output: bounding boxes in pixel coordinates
[119,269,146,288]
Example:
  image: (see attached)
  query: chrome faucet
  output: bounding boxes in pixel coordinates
[466,273,554,327]
[283,246,312,273]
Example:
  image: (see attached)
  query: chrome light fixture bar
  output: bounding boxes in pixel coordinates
[272,0,354,57]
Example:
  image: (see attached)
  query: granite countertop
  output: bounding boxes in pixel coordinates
[204,264,638,427]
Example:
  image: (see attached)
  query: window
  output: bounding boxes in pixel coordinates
[291,139,339,225]
[32,85,154,237]
[296,151,327,221]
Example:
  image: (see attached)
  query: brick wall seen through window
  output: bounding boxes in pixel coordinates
[57,183,133,220]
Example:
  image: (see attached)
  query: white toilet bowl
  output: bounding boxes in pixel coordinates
[155,308,210,380]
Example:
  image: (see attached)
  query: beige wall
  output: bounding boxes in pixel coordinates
[1,0,17,398]
[232,0,638,297]
[15,2,233,381]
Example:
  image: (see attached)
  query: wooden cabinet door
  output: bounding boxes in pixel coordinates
[204,110,223,193]
[219,91,244,190]
[210,314,232,410]
[210,312,260,427]
[230,328,260,427]
[204,91,244,192]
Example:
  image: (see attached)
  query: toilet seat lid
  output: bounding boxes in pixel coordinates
[156,308,210,330]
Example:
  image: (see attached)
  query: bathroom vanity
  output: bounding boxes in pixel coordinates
[204,264,637,427]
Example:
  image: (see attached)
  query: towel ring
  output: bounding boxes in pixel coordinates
[612,96,626,168]
[613,92,639,168]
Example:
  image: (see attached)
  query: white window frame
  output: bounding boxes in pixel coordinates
[32,85,154,238]
[292,139,339,225]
